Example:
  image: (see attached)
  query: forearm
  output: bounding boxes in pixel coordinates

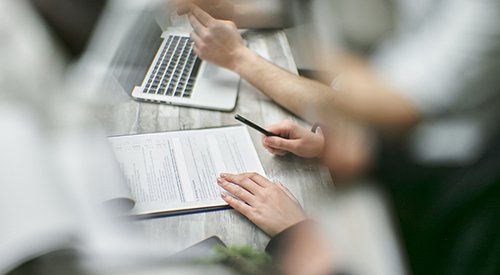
[234,50,420,129]
[232,0,292,29]
[266,220,334,275]
[235,50,336,124]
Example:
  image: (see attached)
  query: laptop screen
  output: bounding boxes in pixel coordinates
[110,13,163,95]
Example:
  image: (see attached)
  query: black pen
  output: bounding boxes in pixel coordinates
[234,114,282,137]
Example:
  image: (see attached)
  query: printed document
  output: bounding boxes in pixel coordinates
[108,126,265,216]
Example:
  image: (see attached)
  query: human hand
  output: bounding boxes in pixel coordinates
[322,118,374,183]
[187,6,249,71]
[218,173,306,237]
[262,120,325,158]
[174,0,236,21]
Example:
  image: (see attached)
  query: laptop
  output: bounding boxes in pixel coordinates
[111,13,240,111]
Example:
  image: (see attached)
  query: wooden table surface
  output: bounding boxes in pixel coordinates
[83,1,334,253]
[4,1,406,274]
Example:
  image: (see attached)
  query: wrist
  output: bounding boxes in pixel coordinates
[230,47,256,75]
[220,2,237,22]
[312,132,326,159]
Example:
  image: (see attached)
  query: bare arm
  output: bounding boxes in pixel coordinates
[234,49,420,130]
[176,0,291,29]
[188,7,420,130]
[232,0,292,29]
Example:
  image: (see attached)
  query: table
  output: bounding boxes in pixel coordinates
[69,2,406,274]
[82,1,334,253]
[3,1,406,274]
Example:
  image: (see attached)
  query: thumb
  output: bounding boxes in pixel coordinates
[316,126,324,138]
[264,136,300,152]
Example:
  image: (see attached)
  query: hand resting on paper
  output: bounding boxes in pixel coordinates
[217,172,306,237]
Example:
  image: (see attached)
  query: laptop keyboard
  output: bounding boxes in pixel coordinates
[143,35,201,98]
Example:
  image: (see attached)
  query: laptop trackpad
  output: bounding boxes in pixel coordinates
[202,62,223,77]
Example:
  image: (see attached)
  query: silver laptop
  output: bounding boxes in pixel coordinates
[112,14,240,111]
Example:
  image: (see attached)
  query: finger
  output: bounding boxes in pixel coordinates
[266,147,286,156]
[219,174,263,194]
[221,173,271,188]
[266,123,289,132]
[176,2,191,15]
[265,120,296,136]
[191,6,215,27]
[220,176,261,195]
[194,46,205,60]
[264,145,287,156]
[261,134,286,155]
[190,31,202,46]
[263,136,300,152]
[218,179,256,205]
[265,124,288,137]
[273,150,288,156]
[193,44,200,52]
[188,13,207,36]
[221,192,252,216]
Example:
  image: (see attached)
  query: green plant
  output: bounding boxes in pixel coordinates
[204,245,279,275]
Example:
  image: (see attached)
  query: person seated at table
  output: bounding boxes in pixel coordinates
[173,0,292,29]
[217,166,500,275]
[177,0,500,182]
[176,1,500,274]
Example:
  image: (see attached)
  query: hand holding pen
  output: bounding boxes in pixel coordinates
[235,114,325,158]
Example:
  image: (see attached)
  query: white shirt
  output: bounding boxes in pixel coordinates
[368,0,500,164]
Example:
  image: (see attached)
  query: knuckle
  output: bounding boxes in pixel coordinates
[229,197,239,207]
[270,185,280,194]
[233,175,244,183]
[199,43,208,51]
[226,196,236,205]
[237,199,246,208]
[201,32,210,40]
[285,120,297,130]
[204,33,213,41]
[242,178,253,187]
[275,139,285,148]
[224,21,236,29]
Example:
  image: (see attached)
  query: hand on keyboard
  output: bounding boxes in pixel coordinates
[188,6,247,72]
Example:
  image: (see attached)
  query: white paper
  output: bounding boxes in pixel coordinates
[108,126,266,216]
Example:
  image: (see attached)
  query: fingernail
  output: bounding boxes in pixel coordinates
[316,127,323,135]
[263,137,270,144]
[220,173,228,178]
[221,192,227,198]
[217,177,223,183]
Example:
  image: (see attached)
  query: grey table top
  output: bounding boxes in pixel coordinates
[128,31,333,252]
[3,2,406,274]
[81,3,334,253]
